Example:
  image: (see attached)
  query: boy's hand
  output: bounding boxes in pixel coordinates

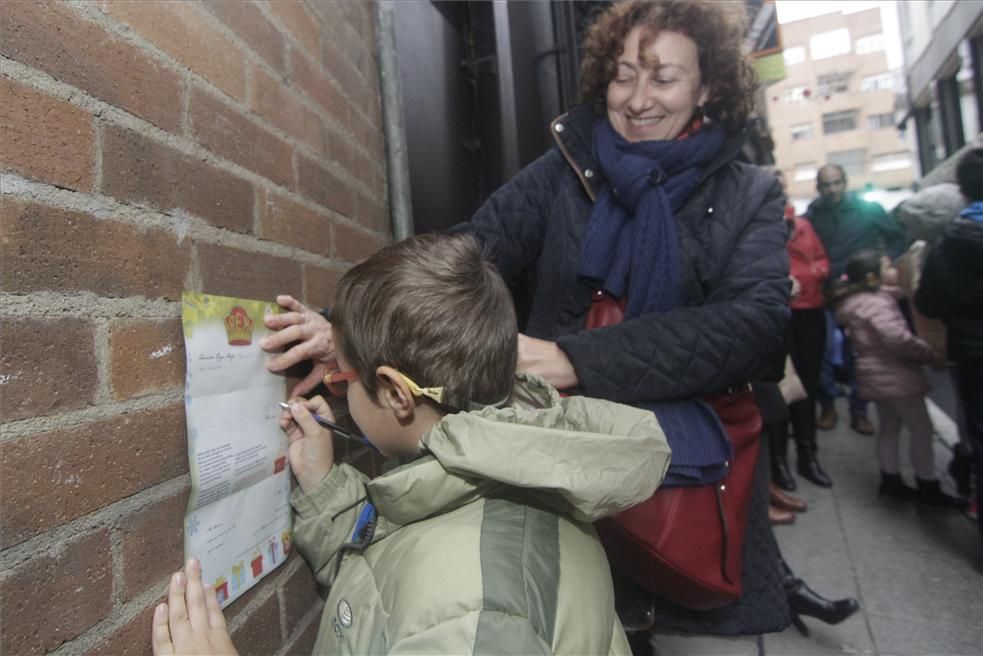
[262,295,336,397]
[152,559,238,656]
[281,396,335,493]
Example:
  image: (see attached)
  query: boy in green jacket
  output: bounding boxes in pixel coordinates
[152,233,671,655]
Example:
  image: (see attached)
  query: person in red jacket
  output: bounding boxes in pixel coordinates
[771,171,833,491]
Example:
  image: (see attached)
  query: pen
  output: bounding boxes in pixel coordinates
[278,402,374,447]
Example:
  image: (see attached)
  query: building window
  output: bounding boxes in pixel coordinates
[810,28,851,60]
[861,73,894,92]
[790,123,813,141]
[871,152,912,172]
[782,86,809,104]
[817,71,852,96]
[783,46,806,66]
[828,149,866,178]
[868,112,895,130]
[794,163,817,182]
[855,34,885,55]
[822,109,859,134]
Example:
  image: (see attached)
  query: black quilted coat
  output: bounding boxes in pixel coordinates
[453,106,790,401]
[452,106,793,635]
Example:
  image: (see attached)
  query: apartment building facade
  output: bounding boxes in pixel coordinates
[766,7,915,205]
[897,0,983,185]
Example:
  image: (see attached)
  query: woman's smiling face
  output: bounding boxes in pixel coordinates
[606,27,709,143]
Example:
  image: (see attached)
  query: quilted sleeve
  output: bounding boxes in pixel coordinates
[448,150,565,283]
[556,170,791,403]
[868,296,938,363]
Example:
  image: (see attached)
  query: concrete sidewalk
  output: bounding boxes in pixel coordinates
[650,392,982,656]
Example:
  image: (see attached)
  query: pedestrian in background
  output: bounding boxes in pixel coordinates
[806,164,908,435]
[833,251,963,508]
[916,146,983,540]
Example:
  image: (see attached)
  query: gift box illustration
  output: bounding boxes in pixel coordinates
[250,552,264,577]
[268,538,279,563]
[214,576,229,604]
[224,306,254,346]
[281,531,292,555]
[231,561,246,592]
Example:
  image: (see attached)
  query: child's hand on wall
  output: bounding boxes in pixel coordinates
[263,295,336,397]
[281,396,335,493]
[152,559,238,656]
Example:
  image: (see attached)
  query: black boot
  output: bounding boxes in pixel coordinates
[773,455,797,492]
[797,452,832,487]
[784,576,859,637]
[878,471,917,501]
[916,478,968,510]
[770,429,797,491]
[948,445,973,497]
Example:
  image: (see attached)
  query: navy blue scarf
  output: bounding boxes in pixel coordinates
[581,117,724,317]
[581,118,729,487]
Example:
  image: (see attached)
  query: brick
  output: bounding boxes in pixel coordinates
[347,107,385,164]
[333,221,387,263]
[268,1,320,58]
[121,489,190,601]
[289,49,346,119]
[103,1,246,101]
[0,318,97,423]
[0,198,192,298]
[320,37,360,104]
[198,242,303,302]
[355,190,390,234]
[189,87,294,188]
[281,562,321,637]
[326,130,364,182]
[340,20,375,88]
[297,155,355,218]
[283,617,320,656]
[84,605,156,656]
[110,319,185,400]
[0,76,94,190]
[0,1,182,132]
[259,189,332,255]
[201,0,285,73]
[0,529,112,656]
[250,65,326,156]
[303,265,341,312]
[101,125,254,233]
[0,405,188,548]
[229,591,282,656]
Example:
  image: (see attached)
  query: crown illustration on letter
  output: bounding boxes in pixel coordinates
[224,306,254,345]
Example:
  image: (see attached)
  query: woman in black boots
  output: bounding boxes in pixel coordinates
[774,170,833,491]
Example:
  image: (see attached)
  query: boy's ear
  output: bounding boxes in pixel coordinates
[375,366,415,419]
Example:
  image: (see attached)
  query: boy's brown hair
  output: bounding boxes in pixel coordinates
[331,233,517,412]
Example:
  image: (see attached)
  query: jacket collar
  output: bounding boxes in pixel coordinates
[550,106,746,201]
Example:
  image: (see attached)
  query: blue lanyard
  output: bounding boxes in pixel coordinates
[351,501,377,542]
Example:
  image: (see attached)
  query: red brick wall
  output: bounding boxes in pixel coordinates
[0,2,391,654]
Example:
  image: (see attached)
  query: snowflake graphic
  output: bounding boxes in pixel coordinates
[187,514,200,536]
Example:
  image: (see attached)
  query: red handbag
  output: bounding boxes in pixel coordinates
[586,291,762,610]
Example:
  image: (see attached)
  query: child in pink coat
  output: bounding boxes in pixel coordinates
[833,250,964,507]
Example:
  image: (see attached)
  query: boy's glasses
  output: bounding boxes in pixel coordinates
[323,369,358,396]
[323,368,446,405]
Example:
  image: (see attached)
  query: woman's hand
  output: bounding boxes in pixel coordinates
[516,334,580,390]
[262,295,335,397]
[152,559,238,656]
[281,396,335,494]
